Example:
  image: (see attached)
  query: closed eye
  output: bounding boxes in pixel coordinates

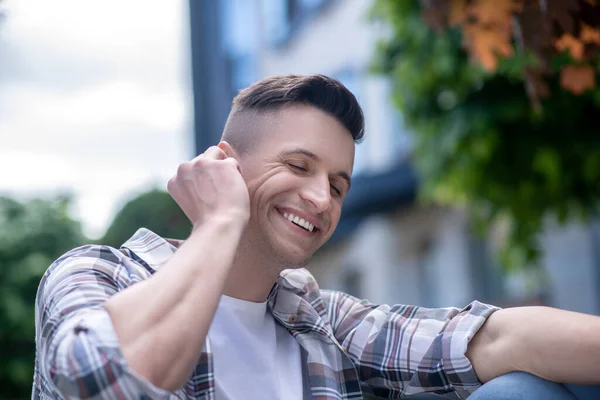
[330,184,341,196]
[288,163,307,172]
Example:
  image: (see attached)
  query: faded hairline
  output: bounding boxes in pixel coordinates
[221,107,278,155]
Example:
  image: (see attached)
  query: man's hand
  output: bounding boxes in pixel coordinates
[167,142,250,229]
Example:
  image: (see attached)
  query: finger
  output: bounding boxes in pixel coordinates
[166,176,175,194]
[202,146,228,160]
[225,157,242,174]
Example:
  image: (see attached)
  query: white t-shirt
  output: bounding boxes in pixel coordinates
[208,294,304,399]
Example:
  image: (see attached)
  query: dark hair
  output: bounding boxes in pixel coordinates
[231,74,364,142]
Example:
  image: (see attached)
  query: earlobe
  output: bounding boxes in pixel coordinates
[218,141,237,159]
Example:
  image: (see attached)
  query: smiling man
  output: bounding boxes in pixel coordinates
[33,75,600,400]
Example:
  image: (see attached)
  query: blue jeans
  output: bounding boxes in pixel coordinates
[407,372,600,399]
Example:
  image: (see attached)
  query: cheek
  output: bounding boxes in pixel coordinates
[325,205,343,232]
[247,172,295,208]
[332,208,342,225]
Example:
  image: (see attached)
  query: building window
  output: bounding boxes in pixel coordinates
[228,54,256,96]
[220,0,258,96]
[334,68,369,175]
[262,0,328,46]
[263,0,290,45]
[300,0,326,10]
[384,82,413,162]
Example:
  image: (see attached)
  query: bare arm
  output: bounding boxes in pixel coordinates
[106,143,250,391]
[105,215,244,391]
[467,306,600,384]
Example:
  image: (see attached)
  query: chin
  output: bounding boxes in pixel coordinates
[274,248,312,269]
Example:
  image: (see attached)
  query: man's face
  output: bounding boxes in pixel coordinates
[236,104,355,267]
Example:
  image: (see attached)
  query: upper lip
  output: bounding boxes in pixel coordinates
[277,207,324,231]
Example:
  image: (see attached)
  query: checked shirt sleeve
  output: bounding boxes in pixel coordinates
[34,245,172,400]
[322,290,500,400]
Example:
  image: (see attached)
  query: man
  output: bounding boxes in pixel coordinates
[33,75,600,400]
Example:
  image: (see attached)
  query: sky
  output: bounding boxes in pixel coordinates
[0,0,193,238]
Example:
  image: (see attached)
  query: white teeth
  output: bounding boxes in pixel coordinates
[281,211,315,232]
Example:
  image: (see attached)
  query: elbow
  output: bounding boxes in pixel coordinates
[42,330,173,399]
[123,345,189,392]
[42,330,104,398]
[466,309,520,383]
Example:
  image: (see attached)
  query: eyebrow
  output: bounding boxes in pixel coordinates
[281,148,352,189]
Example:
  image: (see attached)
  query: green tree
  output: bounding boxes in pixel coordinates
[371,0,600,269]
[0,196,86,399]
[101,189,191,248]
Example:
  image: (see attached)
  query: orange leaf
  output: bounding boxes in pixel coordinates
[449,0,468,26]
[463,25,513,71]
[469,0,522,26]
[560,65,596,94]
[580,24,600,45]
[555,34,585,60]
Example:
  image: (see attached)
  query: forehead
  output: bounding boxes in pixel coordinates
[260,104,355,167]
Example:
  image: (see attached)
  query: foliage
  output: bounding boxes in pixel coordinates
[0,189,188,397]
[0,196,86,399]
[371,0,600,268]
[101,189,191,248]
[419,0,600,109]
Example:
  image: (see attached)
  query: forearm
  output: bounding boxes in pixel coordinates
[467,306,600,384]
[105,215,245,391]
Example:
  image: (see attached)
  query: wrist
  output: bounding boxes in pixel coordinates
[191,211,248,236]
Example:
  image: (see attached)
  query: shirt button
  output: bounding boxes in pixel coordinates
[288,315,297,323]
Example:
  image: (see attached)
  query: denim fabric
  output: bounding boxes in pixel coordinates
[403,372,600,399]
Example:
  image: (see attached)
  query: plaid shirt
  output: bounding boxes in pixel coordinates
[33,228,499,400]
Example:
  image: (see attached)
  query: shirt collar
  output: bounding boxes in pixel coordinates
[121,228,320,295]
[121,228,331,332]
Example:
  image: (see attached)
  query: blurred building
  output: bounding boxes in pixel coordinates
[188,0,600,313]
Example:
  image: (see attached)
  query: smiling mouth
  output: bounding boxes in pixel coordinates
[278,210,318,233]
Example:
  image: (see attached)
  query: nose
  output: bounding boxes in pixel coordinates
[299,175,331,213]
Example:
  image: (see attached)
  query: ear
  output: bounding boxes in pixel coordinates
[217,141,237,159]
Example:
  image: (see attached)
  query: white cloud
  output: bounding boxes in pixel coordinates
[0,148,174,238]
[0,0,193,239]
[0,150,85,191]
[34,81,187,131]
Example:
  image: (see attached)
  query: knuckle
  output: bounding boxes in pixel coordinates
[224,157,238,166]
[167,177,175,189]
[216,148,227,158]
[193,155,209,166]
[166,179,178,197]
[176,162,190,176]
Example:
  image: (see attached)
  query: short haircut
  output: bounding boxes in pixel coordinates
[222,74,365,153]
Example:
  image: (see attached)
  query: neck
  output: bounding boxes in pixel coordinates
[222,235,283,302]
